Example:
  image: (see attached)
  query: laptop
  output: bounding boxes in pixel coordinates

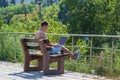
[58,37,67,45]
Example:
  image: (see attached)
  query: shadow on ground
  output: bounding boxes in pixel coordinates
[9,71,63,79]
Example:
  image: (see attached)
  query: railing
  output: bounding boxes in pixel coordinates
[0,32,120,75]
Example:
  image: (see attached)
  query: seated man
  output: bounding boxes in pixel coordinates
[35,21,80,60]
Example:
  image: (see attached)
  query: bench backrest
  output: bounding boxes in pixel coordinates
[20,38,49,58]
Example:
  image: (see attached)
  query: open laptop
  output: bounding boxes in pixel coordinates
[58,37,67,45]
[49,37,67,54]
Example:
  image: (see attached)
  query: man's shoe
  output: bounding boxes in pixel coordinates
[74,50,80,60]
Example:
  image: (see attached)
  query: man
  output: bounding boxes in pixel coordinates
[35,21,80,60]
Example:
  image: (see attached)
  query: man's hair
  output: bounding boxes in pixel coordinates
[41,21,48,27]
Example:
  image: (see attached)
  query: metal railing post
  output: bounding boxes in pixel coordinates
[111,37,115,75]
[90,37,93,65]
[72,36,74,52]
[14,34,17,62]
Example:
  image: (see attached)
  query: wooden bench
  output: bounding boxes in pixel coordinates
[20,38,69,75]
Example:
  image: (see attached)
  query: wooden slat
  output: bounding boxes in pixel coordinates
[22,38,43,43]
[27,46,40,50]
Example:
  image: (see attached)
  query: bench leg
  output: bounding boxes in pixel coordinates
[43,57,65,75]
[58,57,64,74]
[43,60,50,74]
[24,58,30,72]
[38,58,43,70]
[24,58,43,72]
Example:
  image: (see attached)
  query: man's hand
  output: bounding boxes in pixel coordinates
[48,42,59,46]
[54,43,59,46]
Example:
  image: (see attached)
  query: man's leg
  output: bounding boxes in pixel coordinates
[61,46,75,59]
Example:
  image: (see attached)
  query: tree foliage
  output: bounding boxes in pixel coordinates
[0,3,68,62]
[0,0,8,7]
[0,3,35,24]
[0,3,67,34]
[59,0,120,35]
[10,0,16,5]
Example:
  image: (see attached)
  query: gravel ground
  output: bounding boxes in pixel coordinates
[0,61,111,80]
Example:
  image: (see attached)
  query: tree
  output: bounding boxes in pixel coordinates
[0,0,8,7]
[10,0,16,5]
[34,0,37,4]
[58,1,70,24]
[47,0,53,6]
[58,0,120,50]
[20,0,24,3]
[59,0,120,35]
[46,0,58,6]
[0,4,35,24]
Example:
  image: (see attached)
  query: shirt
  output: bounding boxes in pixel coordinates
[35,30,47,39]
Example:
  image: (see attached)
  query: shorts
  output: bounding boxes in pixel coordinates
[48,46,62,55]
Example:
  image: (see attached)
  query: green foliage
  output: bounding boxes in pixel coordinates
[0,3,35,24]
[0,0,8,7]
[0,1,120,78]
[59,2,120,76]
[58,0,70,24]
[10,15,40,32]
[0,4,68,63]
[42,4,60,20]
[0,4,35,15]
[10,0,16,5]
[76,39,88,55]
[0,34,23,62]
[59,0,120,35]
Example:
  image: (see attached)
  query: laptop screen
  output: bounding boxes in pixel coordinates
[58,37,67,45]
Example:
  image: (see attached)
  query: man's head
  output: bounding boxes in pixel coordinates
[41,21,49,32]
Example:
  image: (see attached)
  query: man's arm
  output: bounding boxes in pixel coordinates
[35,32,58,46]
[48,43,58,46]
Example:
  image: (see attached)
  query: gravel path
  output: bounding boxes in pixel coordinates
[0,61,110,80]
